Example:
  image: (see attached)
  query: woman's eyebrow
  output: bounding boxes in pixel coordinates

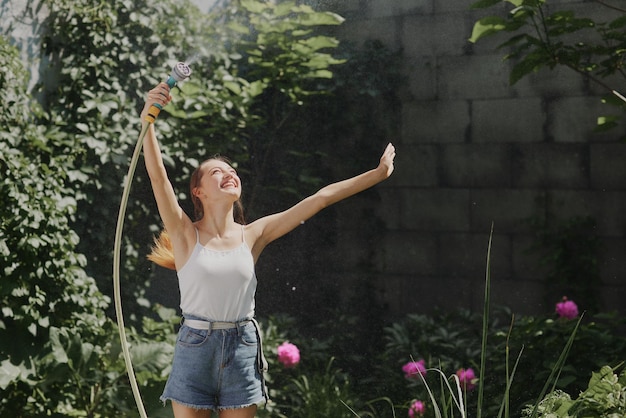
[206,165,236,173]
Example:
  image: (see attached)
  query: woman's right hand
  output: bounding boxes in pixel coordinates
[140,83,172,121]
[377,142,396,179]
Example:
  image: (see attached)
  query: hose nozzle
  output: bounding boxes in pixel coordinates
[145,62,192,123]
[166,62,193,88]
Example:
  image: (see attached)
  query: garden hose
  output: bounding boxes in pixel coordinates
[112,62,191,418]
[112,121,150,418]
[614,89,626,104]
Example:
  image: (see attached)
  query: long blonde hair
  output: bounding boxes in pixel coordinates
[147,229,177,270]
[147,156,245,270]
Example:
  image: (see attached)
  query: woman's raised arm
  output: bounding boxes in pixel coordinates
[248,143,396,259]
[140,84,194,257]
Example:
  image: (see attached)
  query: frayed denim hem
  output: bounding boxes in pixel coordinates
[160,396,217,412]
[218,403,254,411]
[160,396,267,412]
[218,396,267,411]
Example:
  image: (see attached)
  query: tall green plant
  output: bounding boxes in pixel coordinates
[477,225,494,418]
[40,0,210,315]
[38,0,346,319]
[469,0,626,130]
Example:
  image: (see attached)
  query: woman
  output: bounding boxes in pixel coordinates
[141,82,396,418]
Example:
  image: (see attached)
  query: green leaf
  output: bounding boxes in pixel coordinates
[510,0,544,7]
[469,16,509,43]
[608,15,626,29]
[470,0,503,9]
[75,123,89,133]
[1,307,13,318]
[310,69,333,79]
[241,0,269,14]
[509,49,550,84]
[247,80,267,97]
[299,11,345,26]
[48,327,69,364]
[227,21,250,35]
[0,360,21,390]
[595,115,620,132]
[301,36,340,51]
[224,80,242,95]
[275,0,296,17]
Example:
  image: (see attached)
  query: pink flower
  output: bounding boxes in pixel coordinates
[402,359,427,380]
[556,297,579,320]
[408,399,426,417]
[277,341,300,368]
[456,368,477,391]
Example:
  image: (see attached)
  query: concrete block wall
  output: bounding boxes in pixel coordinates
[327,0,626,318]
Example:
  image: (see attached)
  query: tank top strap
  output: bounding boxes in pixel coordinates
[194,227,200,244]
[240,224,246,247]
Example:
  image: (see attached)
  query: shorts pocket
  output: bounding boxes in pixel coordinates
[240,324,258,346]
[178,326,209,347]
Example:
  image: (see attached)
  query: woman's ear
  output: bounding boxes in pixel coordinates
[192,187,202,198]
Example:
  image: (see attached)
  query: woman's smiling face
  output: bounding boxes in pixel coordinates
[195,159,242,202]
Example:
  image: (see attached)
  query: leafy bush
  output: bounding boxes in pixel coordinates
[0,34,113,416]
[3,0,370,413]
[39,0,347,318]
[494,312,626,413]
[522,365,626,418]
[254,307,624,418]
[374,307,626,417]
[2,0,395,414]
[257,314,376,418]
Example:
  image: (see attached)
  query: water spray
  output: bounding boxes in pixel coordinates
[113,61,191,418]
[145,62,192,123]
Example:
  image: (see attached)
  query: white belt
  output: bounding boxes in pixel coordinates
[183,318,250,330]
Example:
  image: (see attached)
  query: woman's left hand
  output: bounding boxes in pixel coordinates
[378,142,396,178]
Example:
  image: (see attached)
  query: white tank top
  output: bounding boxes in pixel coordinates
[177,226,256,322]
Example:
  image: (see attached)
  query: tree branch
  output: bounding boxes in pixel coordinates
[593,0,626,13]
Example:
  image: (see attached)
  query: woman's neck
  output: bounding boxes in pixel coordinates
[196,205,237,237]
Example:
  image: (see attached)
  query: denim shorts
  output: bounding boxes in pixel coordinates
[160,319,268,411]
